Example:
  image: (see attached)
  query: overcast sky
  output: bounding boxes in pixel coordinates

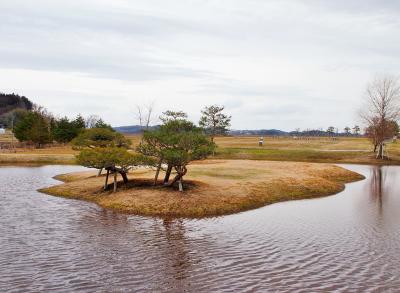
[1,0,399,130]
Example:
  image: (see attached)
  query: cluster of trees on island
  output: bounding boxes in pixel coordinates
[0,100,232,191]
[75,107,231,192]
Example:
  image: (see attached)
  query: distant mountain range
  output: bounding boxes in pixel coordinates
[114,125,359,136]
[113,125,159,134]
[230,129,360,136]
[229,129,288,136]
[113,125,288,135]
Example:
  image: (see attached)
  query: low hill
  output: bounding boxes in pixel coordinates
[114,125,361,137]
[114,125,289,136]
[230,129,288,136]
[113,125,159,134]
[0,93,33,116]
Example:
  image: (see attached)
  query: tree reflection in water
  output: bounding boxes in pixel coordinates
[370,166,386,214]
[162,218,192,290]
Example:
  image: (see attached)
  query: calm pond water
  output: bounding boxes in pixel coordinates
[0,164,399,292]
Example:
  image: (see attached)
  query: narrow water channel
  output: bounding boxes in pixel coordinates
[0,164,399,292]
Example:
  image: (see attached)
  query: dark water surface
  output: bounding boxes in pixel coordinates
[1,165,400,292]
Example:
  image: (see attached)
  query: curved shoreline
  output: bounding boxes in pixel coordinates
[38,160,365,218]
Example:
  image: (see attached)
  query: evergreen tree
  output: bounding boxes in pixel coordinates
[52,117,80,143]
[159,110,188,123]
[76,147,152,192]
[93,118,113,131]
[13,111,36,141]
[199,105,231,142]
[71,128,131,149]
[138,118,215,191]
[29,115,52,147]
[14,111,52,147]
[73,114,86,130]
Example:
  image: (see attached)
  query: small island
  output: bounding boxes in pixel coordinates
[40,160,364,218]
[1,96,390,219]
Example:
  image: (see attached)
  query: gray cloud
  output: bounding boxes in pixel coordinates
[0,0,399,130]
[303,0,400,13]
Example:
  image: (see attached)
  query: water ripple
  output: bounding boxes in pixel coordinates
[0,164,400,292]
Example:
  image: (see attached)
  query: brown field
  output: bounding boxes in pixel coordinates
[1,134,399,165]
[127,134,400,165]
[39,160,364,218]
[0,130,76,165]
[0,145,77,165]
[0,130,16,143]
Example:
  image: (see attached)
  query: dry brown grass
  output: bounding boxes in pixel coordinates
[214,136,374,150]
[0,128,77,165]
[0,154,76,165]
[3,134,400,165]
[40,160,364,218]
[0,146,77,165]
[0,130,16,143]
[126,134,400,164]
[213,136,400,165]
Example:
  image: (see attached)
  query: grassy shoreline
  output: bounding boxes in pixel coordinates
[39,160,364,218]
[0,154,76,165]
[0,145,77,165]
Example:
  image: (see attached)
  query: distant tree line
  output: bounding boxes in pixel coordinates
[11,105,115,147]
[231,125,366,137]
[291,125,364,137]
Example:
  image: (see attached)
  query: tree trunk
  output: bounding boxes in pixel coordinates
[168,166,187,192]
[178,178,183,192]
[164,164,172,184]
[210,135,215,155]
[168,173,182,188]
[104,169,110,190]
[154,158,163,185]
[376,143,384,159]
[113,172,117,192]
[120,171,128,183]
[97,168,103,177]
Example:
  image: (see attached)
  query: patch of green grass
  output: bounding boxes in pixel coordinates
[214,147,364,162]
[190,167,265,180]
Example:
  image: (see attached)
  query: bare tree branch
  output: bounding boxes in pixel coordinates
[360,75,400,159]
[135,101,156,130]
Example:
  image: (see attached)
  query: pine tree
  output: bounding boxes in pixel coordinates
[199,105,231,142]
